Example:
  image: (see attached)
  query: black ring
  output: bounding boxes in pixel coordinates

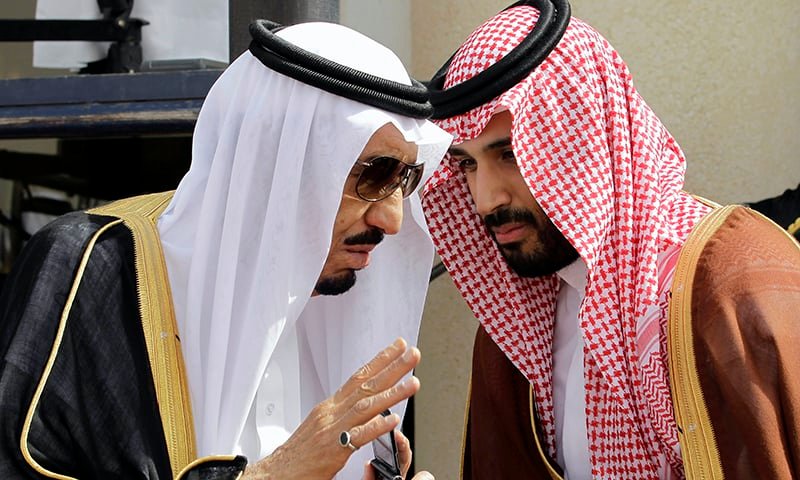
[248,20,433,119]
[427,0,571,119]
[338,430,357,451]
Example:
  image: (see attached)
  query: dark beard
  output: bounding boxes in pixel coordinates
[483,207,579,278]
[314,227,385,296]
[314,270,357,296]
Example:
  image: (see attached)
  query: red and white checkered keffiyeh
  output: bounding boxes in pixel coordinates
[422,6,712,478]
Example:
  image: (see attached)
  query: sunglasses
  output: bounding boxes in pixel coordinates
[354,156,425,202]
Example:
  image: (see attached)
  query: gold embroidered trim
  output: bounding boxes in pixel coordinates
[20,220,122,480]
[668,205,734,480]
[89,192,197,476]
[788,216,800,237]
[176,455,241,479]
[688,193,722,209]
[529,388,563,480]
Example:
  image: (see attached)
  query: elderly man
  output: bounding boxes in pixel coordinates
[422,1,800,479]
[0,20,450,479]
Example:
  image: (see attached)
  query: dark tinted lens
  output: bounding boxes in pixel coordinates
[400,163,424,197]
[356,156,405,201]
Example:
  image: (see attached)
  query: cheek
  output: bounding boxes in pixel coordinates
[463,173,479,203]
[508,172,537,207]
[331,200,368,239]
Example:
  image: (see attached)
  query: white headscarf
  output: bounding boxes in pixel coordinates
[156,22,451,477]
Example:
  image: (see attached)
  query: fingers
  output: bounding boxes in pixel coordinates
[335,337,422,429]
[357,346,420,401]
[336,338,408,400]
[318,337,422,472]
[345,375,420,428]
[412,472,435,480]
[347,411,401,449]
[271,342,419,480]
[362,462,377,480]
[394,430,412,478]
[395,430,412,478]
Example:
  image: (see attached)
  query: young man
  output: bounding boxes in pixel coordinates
[422,2,800,478]
[0,20,450,479]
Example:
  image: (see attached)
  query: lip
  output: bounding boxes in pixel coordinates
[344,245,376,269]
[491,223,529,245]
[345,244,377,253]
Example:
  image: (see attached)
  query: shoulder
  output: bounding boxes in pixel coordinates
[691,205,800,282]
[30,210,114,247]
[669,204,800,480]
[23,191,175,268]
[17,210,134,275]
[15,211,121,269]
[675,204,800,329]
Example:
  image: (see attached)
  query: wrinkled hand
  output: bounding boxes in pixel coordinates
[243,338,421,480]
[361,430,434,480]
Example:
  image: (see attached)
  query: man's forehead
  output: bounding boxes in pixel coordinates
[447,111,513,154]
[359,123,418,161]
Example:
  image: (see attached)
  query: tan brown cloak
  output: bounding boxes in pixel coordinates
[462,206,800,479]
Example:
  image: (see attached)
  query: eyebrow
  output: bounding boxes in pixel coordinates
[448,137,512,156]
[358,154,419,165]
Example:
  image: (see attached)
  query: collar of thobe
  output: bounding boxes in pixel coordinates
[555,258,587,299]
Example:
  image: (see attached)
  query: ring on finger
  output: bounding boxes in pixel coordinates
[338,430,358,452]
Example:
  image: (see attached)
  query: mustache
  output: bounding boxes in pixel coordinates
[344,227,385,246]
[483,207,538,229]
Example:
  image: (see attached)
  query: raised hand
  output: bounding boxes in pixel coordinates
[243,338,421,480]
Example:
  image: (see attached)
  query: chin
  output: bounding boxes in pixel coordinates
[314,270,357,296]
[503,246,579,278]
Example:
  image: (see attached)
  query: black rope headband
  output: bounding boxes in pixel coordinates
[248,20,433,119]
[427,0,571,120]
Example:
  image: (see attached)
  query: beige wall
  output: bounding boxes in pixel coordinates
[411,1,799,478]
[341,0,412,67]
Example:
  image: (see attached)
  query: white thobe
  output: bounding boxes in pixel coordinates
[552,259,592,480]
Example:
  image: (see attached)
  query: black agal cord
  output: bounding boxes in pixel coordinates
[427,0,571,119]
[249,19,433,119]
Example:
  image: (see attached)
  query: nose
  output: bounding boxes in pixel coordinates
[470,161,512,218]
[365,188,404,235]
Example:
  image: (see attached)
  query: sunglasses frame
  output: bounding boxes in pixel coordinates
[354,156,425,202]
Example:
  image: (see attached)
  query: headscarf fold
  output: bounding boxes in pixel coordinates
[157,22,451,478]
[422,7,710,478]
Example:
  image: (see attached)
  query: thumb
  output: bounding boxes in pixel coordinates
[362,461,376,480]
[411,472,434,480]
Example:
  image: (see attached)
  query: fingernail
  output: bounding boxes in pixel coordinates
[402,347,416,362]
[393,337,405,349]
[403,376,418,389]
